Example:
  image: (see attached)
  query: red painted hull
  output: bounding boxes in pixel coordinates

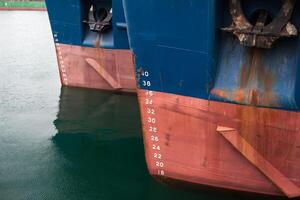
[138,89,300,197]
[55,43,136,92]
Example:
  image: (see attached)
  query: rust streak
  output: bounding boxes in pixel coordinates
[212,48,278,108]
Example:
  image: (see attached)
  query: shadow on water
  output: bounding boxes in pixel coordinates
[51,87,285,200]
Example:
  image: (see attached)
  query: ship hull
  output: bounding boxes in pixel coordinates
[46,0,135,92]
[55,43,135,93]
[138,89,300,196]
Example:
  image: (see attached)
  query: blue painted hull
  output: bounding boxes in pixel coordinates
[123,0,300,111]
[45,0,129,49]
[123,0,300,197]
[45,0,136,91]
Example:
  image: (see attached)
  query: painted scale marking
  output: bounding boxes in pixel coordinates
[123,0,300,196]
[54,33,68,86]
[141,69,165,176]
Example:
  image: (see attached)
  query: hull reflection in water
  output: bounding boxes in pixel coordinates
[51,87,202,199]
[54,87,140,139]
[52,87,147,199]
[50,87,278,200]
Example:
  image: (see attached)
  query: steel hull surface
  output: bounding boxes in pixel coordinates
[55,43,135,92]
[138,89,300,196]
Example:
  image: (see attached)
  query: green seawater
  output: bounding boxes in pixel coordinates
[0,11,284,200]
[0,1,45,9]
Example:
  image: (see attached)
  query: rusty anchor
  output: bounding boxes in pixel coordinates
[222,0,298,49]
[83,4,112,33]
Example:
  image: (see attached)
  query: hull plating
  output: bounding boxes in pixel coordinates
[138,89,300,196]
[55,44,136,92]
